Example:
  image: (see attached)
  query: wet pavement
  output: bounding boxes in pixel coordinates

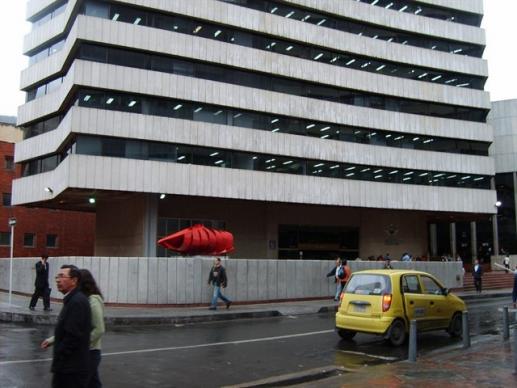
[1,312,501,388]
[1,290,516,387]
[300,336,517,387]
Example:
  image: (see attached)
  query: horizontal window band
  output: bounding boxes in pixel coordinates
[21,134,491,190]
[74,1,483,89]
[217,0,483,56]
[25,42,488,123]
[27,1,486,92]
[23,88,490,157]
[352,0,482,27]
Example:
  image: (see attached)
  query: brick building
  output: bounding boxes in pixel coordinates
[0,117,94,257]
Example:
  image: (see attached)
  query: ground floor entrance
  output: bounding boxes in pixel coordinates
[92,193,493,262]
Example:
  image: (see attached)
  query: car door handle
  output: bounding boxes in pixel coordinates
[409,301,414,305]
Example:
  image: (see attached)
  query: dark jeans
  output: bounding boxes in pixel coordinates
[474,278,482,293]
[52,372,88,388]
[88,350,102,388]
[29,287,50,309]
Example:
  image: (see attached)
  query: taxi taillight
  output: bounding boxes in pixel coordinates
[382,294,392,312]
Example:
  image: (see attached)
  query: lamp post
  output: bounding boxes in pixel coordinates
[493,201,502,264]
[8,217,16,306]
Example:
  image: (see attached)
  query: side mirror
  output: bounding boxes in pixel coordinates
[442,288,449,296]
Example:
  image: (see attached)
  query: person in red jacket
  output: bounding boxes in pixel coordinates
[327,258,351,301]
[338,259,352,297]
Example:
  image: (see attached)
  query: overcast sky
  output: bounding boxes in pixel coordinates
[0,0,515,117]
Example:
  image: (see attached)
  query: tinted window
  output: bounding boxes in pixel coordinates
[0,232,10,246]
[2,193,11,207]
[421,276,443,295]
[46,234,58,248]
[24,233,36,247]
[345,274,391,295]
[4,156,14,170]
[402,275,421,293]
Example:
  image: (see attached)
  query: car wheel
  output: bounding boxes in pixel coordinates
[387,320,406,346]
[448,313,462,337]
[337,329,357,340]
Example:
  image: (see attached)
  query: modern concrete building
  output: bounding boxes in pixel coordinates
[487,99,517,256]
[13,0,495,260]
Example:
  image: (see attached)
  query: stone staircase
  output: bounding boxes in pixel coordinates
[462,270,515,292]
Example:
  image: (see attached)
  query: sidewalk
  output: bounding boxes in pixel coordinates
[0,288,513,326]
[293,336,517,387]
[0,292,337,326]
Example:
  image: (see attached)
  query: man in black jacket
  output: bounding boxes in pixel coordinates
[29,254,51,311]
[208,258,232,310]
[42,265,91,388]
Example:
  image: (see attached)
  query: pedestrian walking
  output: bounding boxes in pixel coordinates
[41,269,105,388]
[340,259,351,287]
[41,265,91,388]
[472,258,483,294]
[29,254,51,311]
[384,258,393,269]
[326,257,344,301]
[208,258,232,310]
[503,255,510,273]
[332,259,351,301]
[79,269,105,388]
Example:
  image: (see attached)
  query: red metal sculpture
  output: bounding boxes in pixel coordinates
[157,224,234,256]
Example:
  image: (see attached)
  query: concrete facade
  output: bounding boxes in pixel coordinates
[0,257,464,304]
[13,0,495,259]
[487,100,517,255]
[488,100,517,174]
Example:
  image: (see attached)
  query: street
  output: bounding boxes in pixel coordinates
[0,297,511,388]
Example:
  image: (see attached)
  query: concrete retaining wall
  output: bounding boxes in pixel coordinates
[0,257,463,305]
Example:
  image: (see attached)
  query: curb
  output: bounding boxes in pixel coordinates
[105,310,282,326]
[0,309,284,326]
[0,310,58,325]
[459,291,512,301]
[0,291,510,326]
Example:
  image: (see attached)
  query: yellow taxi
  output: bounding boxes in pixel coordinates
[335,269,466,346]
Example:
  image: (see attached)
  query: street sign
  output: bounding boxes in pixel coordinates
[8,217,16,226]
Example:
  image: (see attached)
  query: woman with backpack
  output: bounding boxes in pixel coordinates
[327,258,351,301]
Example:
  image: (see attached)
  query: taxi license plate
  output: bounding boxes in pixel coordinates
[354,304,367,313]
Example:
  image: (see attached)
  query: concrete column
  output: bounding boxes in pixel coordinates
[429,223,437,257]
[450,222,456,257]
[493,214,500,260]
[94,193,148,257]
[470,222,477,259]
[143,194,158,257]
[491,177,500,261]
[513,172,517,237]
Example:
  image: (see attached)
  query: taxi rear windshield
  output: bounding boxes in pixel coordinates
[344,274,392,295]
